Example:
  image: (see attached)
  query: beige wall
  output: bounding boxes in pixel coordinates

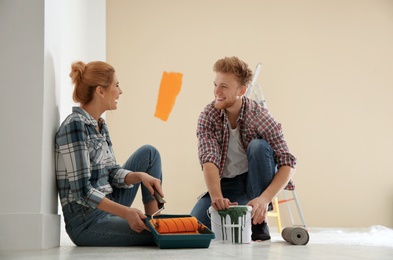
[106,0,393,228]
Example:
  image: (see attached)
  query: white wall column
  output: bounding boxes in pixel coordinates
[0,0,106,250]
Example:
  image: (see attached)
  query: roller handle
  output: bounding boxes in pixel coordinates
[153,186,166,208]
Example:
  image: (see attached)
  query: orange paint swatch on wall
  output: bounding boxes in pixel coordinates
[154,71,183,121]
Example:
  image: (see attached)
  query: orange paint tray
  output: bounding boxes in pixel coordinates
[145,214,215,249]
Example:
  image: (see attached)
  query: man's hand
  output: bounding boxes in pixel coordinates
[247,197,270,225]
[211,197,238,211]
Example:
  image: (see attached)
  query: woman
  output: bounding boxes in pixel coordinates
[55,60,164,246]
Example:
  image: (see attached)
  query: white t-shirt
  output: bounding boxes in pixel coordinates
[222,123,248,178]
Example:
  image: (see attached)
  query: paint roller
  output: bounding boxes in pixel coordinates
[150,187,205,234]
[149,217,203,234]
[281,227,310,245]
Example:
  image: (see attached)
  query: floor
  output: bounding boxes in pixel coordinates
[1,225,392,260]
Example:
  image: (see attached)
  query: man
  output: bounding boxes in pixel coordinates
[190,56,297,241]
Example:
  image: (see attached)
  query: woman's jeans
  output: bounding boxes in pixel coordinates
[190,139,276,229]
[62,145,162,246]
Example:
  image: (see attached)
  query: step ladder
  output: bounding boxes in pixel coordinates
[246,63,307,233]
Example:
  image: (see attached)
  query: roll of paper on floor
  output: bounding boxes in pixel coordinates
[281,227,309,245]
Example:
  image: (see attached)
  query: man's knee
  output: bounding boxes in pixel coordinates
[247,139,272,154]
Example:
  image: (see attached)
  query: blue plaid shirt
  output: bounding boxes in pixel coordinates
[55,107,132,208]
[197,96,297,176]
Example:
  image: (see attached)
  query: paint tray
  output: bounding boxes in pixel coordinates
[145,214,215,249]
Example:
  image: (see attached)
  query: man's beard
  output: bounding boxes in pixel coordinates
[214,98,236,110]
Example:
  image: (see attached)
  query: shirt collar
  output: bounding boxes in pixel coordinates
[72,106,106,127]
[238,96,247,122]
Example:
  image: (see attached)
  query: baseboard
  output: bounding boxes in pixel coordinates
[0,213,61,251]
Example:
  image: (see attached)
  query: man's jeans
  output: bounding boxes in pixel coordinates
[62,144,162,246]
[190,139,276,229]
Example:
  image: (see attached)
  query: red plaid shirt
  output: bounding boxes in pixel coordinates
[197,96,297,178]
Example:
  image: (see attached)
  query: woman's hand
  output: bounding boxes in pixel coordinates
[124,207,150,233]
[139,172,164,198]
[96,197,151,233]
[125,172,164,198]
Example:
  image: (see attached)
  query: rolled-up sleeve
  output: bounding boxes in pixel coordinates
[108,167,133,188]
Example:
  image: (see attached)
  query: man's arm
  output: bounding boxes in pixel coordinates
[247,165,294,224]
[203,162,238,210]
[260,166,294,203]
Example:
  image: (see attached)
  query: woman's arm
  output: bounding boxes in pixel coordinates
[96,197,149,233]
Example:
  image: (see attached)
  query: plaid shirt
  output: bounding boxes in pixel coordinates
[55,107,132,208]
[197,96,297,177]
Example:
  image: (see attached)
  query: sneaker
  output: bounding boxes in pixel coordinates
[251,221,271,241]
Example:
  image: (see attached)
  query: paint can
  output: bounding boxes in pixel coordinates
[208,205,252,244]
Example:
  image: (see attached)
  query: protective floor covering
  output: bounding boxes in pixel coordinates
[1,225,392,260]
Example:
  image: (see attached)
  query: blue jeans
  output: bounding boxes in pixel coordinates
[62,145,162,246]
[190,139,276,229]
